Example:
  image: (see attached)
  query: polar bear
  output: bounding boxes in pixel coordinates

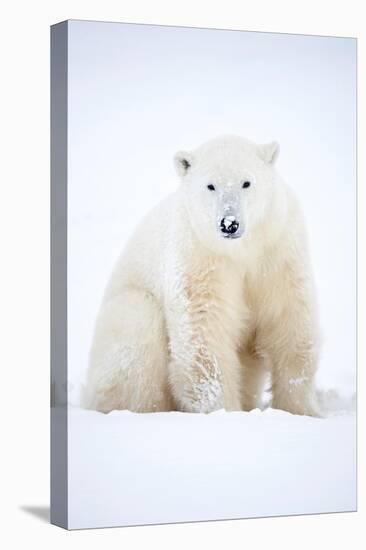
[84,135,321,416]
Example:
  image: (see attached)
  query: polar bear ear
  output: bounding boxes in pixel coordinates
[257,141,280,164]
[174,151,193,177]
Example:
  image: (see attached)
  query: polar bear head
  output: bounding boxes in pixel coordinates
[174,135,280,251]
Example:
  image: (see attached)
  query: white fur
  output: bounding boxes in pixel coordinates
[84,135,321,416]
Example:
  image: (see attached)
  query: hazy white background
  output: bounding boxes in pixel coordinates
[65,21,357,529]
[68,21,356,402]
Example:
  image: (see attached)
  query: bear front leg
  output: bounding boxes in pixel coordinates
[165,260,241,413]
[269,338,321,417]
[168,339,225,413]
[258,259,321,417]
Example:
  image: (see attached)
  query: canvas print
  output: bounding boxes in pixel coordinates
[51,20,357,529]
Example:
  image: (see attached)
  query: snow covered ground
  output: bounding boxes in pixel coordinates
[68,406,356,529]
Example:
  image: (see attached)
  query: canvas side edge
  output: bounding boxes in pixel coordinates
[50,20,68,530]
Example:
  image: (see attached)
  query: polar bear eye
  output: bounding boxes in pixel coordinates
[242,180,251,189]
[207,184,216,191]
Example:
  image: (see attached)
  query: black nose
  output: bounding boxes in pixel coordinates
[220,217,239,235]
